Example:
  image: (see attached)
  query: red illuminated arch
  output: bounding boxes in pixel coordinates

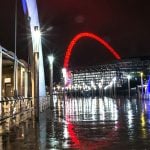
[63,32,121,69]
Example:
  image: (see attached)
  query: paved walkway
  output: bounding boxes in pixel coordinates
[1,96,150,150]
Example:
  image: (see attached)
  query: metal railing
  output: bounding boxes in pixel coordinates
[0,96,51,122]
[0,96,33,122]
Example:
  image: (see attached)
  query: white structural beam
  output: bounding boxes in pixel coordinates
[22,0,46,97]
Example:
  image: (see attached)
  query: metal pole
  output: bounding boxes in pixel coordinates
[128,78,130,98]
[34,52,39,121]
[14,0,18,97]
[141,72,144,98]
[114,81,116,98]
[50,60,53,109]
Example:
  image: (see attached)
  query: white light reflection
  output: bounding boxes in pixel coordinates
[126,100,133,129]
[65,97,118,122]
[63,125,69,139]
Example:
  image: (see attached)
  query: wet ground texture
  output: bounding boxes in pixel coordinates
[1,96,150,150]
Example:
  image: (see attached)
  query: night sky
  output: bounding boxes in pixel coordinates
[0,0,150,83]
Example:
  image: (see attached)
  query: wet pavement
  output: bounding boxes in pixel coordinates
[1,96,150,150]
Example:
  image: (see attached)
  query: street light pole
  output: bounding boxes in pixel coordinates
[141,72,144,97]
[62,68,67,107]
[62,68,67,94]
[14,0,18,97]
[34,52,39,119]
[113,77,116,98]
[127,75,131,98]
[48,55,54,109]
[33,26,40,121]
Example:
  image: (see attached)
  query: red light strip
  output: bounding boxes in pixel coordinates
[63,32,121,68]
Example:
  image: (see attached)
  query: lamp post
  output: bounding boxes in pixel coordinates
[48,55,54,109]
[140,72,144,97]
[62,68,67,92]
[91,81,95,97]
[33,26,40,121]
[14,0,18,97]
[98,82,102,97]
[127,75,131,98]
[113,77,116,97]
[62,68,67,115]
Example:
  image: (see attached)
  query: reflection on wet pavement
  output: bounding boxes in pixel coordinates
[1,96,150,149]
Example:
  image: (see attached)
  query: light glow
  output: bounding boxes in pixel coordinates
[62,68,67,78]
[48,55,54,65]
[127,75,131,80]
[33,27,41,40]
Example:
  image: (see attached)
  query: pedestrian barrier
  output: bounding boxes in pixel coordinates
[0,96,33,122]
[0,96,52,123]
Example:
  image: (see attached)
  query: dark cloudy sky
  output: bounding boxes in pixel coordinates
[0,0,150,82]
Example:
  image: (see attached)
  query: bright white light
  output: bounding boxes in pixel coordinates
[98,83,102,88]
[101,78,104,84]
[104,85,108,90]
[110,81,113,87]
[33,27,41,52]
[57,85,60,90]
[127,75,131,80]
[93,85,96,90]
[79,85,82,89]
[33,27,41,44]
[62,68,67,78]
[88,86,91,90]
[34,30,41,40]
[91,81,95,87]
[48,55,54,65]
[113,77,116,82]
[140,72,143,77]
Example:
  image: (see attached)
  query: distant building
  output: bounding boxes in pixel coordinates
[70,57,150,92]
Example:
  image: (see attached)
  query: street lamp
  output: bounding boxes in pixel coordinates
[98,82,102,97]
[62,68,67,82]
[113,77,116,97]
[91,81,95,97]
[48,55,54,109]
[62,68,67,91]
[62,68,67,110]
[127,75,131,98]
[33,26,40,121]
[140,72,144,97]
[14,0,18,97]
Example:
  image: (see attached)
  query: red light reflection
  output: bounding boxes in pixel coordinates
[66,116,119,150]
[67,118,80,147]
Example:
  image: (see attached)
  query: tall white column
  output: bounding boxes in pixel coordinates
[24,0,46,98]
